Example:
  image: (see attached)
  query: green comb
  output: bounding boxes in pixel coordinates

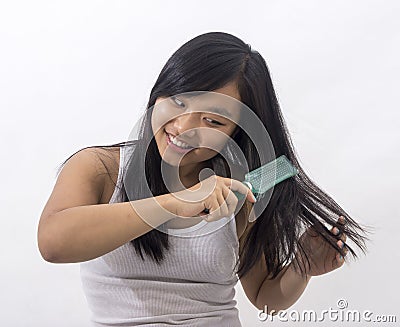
[233,155,298,201]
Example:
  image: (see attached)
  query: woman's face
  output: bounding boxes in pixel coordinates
[152,81,242,168]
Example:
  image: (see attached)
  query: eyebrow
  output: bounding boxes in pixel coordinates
[206,106,233,119]
[178,94,234,119]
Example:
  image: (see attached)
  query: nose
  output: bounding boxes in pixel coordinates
[173,112,200,137]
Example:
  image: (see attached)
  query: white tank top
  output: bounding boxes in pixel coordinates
[80,145,242,326]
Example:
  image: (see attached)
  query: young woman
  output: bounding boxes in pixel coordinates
[38,32,370,326]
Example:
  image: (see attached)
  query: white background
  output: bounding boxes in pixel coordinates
[1,0,399,326]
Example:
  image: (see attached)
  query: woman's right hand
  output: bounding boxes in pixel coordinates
[169,174,257,222]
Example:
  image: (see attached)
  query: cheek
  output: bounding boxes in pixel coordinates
[151,101,182,136]
[199,130,231,152]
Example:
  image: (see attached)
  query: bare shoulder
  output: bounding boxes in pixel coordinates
[80,146,120,184]
[39,146,119,224]
[90,146,121,204]
[92,146,120,175]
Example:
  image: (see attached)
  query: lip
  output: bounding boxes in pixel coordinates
[165,132,195,154]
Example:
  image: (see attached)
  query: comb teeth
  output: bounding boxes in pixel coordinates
[246,155,298,200]
[233,155,298,201]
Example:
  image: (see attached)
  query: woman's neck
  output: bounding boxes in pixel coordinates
[181,161,208,187]
[167,161,211,191]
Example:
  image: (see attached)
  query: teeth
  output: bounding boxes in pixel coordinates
[168,133,192,149]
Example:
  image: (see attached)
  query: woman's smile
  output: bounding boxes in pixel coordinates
[151,83,242,172]
[165,131,196,154]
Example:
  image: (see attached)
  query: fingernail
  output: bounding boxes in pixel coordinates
[333,227,340,235]
[339,255,343,260]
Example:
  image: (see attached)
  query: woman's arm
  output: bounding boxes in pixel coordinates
[38,148,178,264]
[256,216,348,314]
[39,194,178,264]
[239,204,311,314]
[256,261,311,314]
[38,147,257,264]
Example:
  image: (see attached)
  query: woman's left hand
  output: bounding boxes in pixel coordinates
[294,215,348,277]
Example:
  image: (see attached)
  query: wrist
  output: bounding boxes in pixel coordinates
[158,193,179,218]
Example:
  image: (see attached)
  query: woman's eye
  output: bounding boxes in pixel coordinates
[205,118,224,126]
[171,96,185,108]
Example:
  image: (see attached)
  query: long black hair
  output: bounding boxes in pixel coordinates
[57,32,371,280]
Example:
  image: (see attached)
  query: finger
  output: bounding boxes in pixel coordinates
[198,201,210,220]
[224,186,239,216]
[337,240,347,258]
[335,251,345,267]
[339,216,348,239]
[331,226,340,236]
[222,177,256,203]
[331,228,347,243]
[218,186,230,217]
[338,215,346,225]
[217,187,229,218]
[246,188,257,203]
[332,216,346,239]
[206,198,221,222]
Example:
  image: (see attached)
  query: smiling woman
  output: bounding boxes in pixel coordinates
[38,31,371,326]
[151,85,242,185]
